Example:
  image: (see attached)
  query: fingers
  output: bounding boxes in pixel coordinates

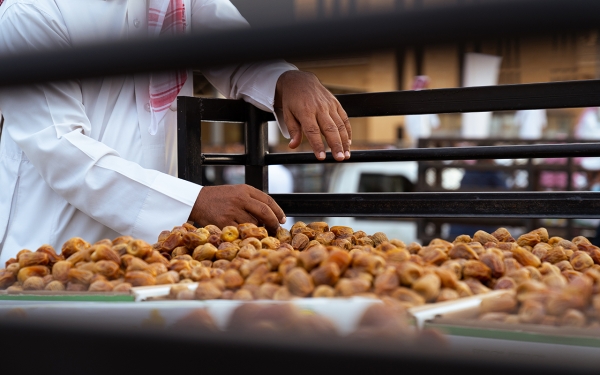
[337,104,352,146]
[285,109,303,151]
[278,70,351,162]
[248,187,286,225]
[233,212,258,227]
[243,198,281,233]
[329,109,351,160]
[316,112,345,161]
[298,114,327,161]
[190,184,286,235]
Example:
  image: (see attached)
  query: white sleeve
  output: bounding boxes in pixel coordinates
[0,3,201,241]
[191,0,298,138]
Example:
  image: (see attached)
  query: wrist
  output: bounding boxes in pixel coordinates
[189,187,207,225]
[274,71,290,109]
[275,70,316,109]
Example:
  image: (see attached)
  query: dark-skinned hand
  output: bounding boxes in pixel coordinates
[275,70,352,161]
[189,184,285,233]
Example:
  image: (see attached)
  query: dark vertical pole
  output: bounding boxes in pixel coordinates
[415,45,424,76]
[395,46,406,91]
[245,104,268,192]
[458,42,465,86]
[526,156,535,232]
[567,157,574,191]
[567,156,574,238]
[417,219,425,243]
[434,165,442,190]
[177,96,203,185]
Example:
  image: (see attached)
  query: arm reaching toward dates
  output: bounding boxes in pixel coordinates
[189,72,350,232]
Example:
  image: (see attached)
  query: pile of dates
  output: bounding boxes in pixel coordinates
[0,236,172,292]
[155,223,599,306]
[3,220,600,307]
[477,238,600,327]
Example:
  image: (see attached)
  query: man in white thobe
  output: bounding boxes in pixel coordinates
[0,0,352,265]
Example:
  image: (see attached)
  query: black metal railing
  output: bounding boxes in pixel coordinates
[415,137,600,240]
[4,1,600,372]
[1,0,600,88]
[177,80,600,224]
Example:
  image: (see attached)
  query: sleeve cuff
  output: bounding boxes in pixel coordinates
[132,173,202,242]
[244,61,298,140]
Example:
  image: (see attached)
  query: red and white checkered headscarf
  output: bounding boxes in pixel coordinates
[0,0,187,135]
[412,75,430,91]
[148,0,188,135]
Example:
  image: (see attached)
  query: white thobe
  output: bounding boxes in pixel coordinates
[514,109,547,140]
[0,0,296,265]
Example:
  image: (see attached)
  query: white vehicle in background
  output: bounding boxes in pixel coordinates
[323,162,419,244]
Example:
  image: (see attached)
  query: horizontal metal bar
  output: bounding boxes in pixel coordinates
[422,138,600,145]
[198,98,274,123]
[2,319,595,375]
[201,153,247,165]
[418,163,585,172]
[271,192,600,218]
[264,143,600,165]
[0,0,599,87]
[190,80,600,123]
[338,80,600,117]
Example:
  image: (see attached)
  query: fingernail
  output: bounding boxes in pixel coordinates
[336,152,344,160]
[281,216,287,224]
[319,152,326,160]
[345,151,350,158]
[349,139,352,145]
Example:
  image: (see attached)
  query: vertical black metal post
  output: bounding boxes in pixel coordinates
[415,45,424,76]
[395,46,406,91]
[177,96,203,185]
[458,42,465,86]
[245,104,268,192]
[567,156,574,238]
[525,156,535,232]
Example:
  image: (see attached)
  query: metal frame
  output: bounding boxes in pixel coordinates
[2,318,597,375]
[3,1,600,371]
[2,0,600,89]
[415,137,600,240]
[177,80,600,221]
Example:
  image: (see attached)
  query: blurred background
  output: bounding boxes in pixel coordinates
[193,0,600,244]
